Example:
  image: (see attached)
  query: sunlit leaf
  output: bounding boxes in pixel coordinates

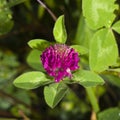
[74,14,94,48]
[53,15,67,43]
[89,28,118,72]
[73,70,104,87]
[82,0,118,29]
[13,71,52,89]
[44,82,69,108]
[112,20,120,34]
[28,39,51,51]
[71,45,88,55]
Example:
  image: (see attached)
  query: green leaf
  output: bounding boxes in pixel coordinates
[82,0,118,29]
[74,14,94,48]
[0,0,14,35]
[28,39,51,51]
[70,45,88,55]
[44,82,69,108]
[73,70,104,87]
[26,49,45,71]
[112,20,120,34]
[13,71,52,89]
[89,28,118,72]
[53,15,67,43]
[98,107,120,120]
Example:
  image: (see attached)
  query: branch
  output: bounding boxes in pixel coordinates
[37,0,57,21]
[19,110,30,120]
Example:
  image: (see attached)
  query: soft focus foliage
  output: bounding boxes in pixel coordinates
[0,0,13,35]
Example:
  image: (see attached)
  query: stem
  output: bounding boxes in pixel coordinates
[37,0,57,21]
[19,110,30,120]
[86,87,100,113]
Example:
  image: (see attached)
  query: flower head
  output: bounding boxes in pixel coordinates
[40,44,80,82]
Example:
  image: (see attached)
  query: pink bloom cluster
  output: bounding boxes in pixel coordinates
[40,44,80,82]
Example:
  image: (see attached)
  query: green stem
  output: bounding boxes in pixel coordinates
[86,87,100,113]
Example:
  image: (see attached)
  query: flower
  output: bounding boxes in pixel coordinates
[40,44,80,82]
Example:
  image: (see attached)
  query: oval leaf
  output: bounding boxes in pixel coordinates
[70,45,88,55]
[53,15,67,43]
[82,0,118,29]
[98,107,120,120]
[44,83,69,108]
[112,20,120,34]
[13,72,52,89]
[89,28,118,72]
[28,39,51,51]
[26,49,45,71]
[73,70,104,87]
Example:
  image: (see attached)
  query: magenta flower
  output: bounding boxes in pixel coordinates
[40,44,80,82]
